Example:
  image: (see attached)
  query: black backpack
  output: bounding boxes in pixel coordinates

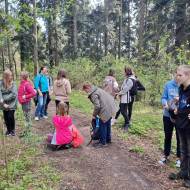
[87,117,100,146]
[129,78,138,96]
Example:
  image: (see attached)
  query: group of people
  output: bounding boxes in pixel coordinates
[1,64,190,188]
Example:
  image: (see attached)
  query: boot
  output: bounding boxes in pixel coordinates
[124,124,131,131]
[184,176,190,188]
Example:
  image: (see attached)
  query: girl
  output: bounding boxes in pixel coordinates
[18,71,36,137]
[0,70,17,136]
[53,69,71,114]
[46,101,73,148]
[115,67,134,131]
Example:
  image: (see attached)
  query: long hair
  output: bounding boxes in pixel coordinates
[20,71,33,85]
[2,70,13,90]
[124,67,132,76]
[108,69,115,76]
[57,101,68,118]
[57,69,67,80]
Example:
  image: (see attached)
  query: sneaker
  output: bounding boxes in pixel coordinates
[11,130,15,136]
[5,131,11,137]
[111,119,117,125]
[169,172,188,180]
[124,124,131,131]
[64,144,70,149]
[93,142,107,148]
[184,180,190,188]
[35,117,39,121]
[42,116,48,119]
[175,159,181,168]
[158,157,168,165]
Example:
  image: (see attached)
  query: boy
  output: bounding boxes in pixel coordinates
[169,65,190,188]
[83,81,119,147]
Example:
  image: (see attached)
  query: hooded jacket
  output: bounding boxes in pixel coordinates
[53,78,71,102]
[176,84,190,130]
[88,85,119,123]
[18,80,36,104]
[52,115,73,145]
[0,80,17,110]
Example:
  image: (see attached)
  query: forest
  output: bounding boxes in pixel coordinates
[0,0,190,189]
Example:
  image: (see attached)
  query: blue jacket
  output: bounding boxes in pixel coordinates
[34,73,48,93]
[161,79,179,117]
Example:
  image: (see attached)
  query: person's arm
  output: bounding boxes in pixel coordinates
[34,75,43,97]
[3,82,17,102]
[91,94,101,117]
[25,83,36,99]
[66,81,71,95]
[161,83,168,109]
[136,79,145,91]
[118,79,133,96]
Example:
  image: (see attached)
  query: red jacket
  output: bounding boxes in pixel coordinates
[18,80,36,104]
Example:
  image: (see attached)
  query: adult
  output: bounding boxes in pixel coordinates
[0,70,17,136]
[34,66,49,121]
[53,68,71,114]
[104,69,118,97]
[115,67,134,131]
[158,69,180,167]
[83,81,119,148]
[45,70,53,117]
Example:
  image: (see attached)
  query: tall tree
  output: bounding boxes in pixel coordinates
[118,0,122,59]
[33,0,38,76]
[72,0,77,59]
[104,0,108,56]
[5,0,14,74]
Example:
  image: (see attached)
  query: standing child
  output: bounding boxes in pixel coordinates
[18,71,36,137]
[169,65,190,188]
[0,70,17,136]
[46,101,73,148]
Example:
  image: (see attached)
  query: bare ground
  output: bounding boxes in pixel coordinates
[4,101,188,190]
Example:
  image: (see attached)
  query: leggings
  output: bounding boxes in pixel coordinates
[3,110,15,132]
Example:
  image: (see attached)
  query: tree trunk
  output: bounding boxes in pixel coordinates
[5,0,14,74]
[53,0,59,66]
[138,0,145,66]
[127,0,130,58]
[0,20,5,71]
[118,0,122,59]
[72,0,77,60]
[104,0,108,56]
[33,0,38,76]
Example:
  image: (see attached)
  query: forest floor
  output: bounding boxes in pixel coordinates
[28,101,187,190]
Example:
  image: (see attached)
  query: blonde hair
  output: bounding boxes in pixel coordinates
[177,65,190,75]
[2,70,13,90]
[20,71,33,85]
[57,101,68,118]
[82,81,92,90]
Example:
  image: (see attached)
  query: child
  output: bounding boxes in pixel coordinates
[53,69,71,114]
[83,81,119,148]
[46,101,73,148]
[0,70,17,136]
[18,71,36,138]
[169,65,190,188]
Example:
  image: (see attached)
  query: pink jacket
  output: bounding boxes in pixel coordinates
[52,115,73,145]
[18,80,36,104]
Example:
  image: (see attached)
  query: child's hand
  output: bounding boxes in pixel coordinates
[22,95,26,99]
[92,116,95,119]
[174,109,178,115]
[188,114,190,120]
[164,102,168,109]
[0,99,4,103]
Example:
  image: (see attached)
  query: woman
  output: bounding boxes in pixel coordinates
[116,67,134,131]
[53,69,71,114]
[0,70,17,136]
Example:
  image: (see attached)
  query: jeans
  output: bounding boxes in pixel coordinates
[3,110,15,132]
[35,93,47,117]
[120,103,130,125]
[163,116,180,158]
[178,129,190,175]
[99,118,111,144]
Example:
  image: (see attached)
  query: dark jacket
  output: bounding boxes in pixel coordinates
[88,85,119,123]
[176,84,190,130]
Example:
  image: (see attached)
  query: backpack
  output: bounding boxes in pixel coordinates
[129,78,138,96]
[87,117,100,146]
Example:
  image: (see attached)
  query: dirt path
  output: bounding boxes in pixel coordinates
[32,101,185,190]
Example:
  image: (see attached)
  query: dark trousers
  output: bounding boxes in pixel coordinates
[55,100,69,114]
[45,92,51,116]
[178,129,190,175]
[99,118,111,144]
[3,110,15,132]
[128,96,134,121]
[163,116,180,158]
[120,103,130,125]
